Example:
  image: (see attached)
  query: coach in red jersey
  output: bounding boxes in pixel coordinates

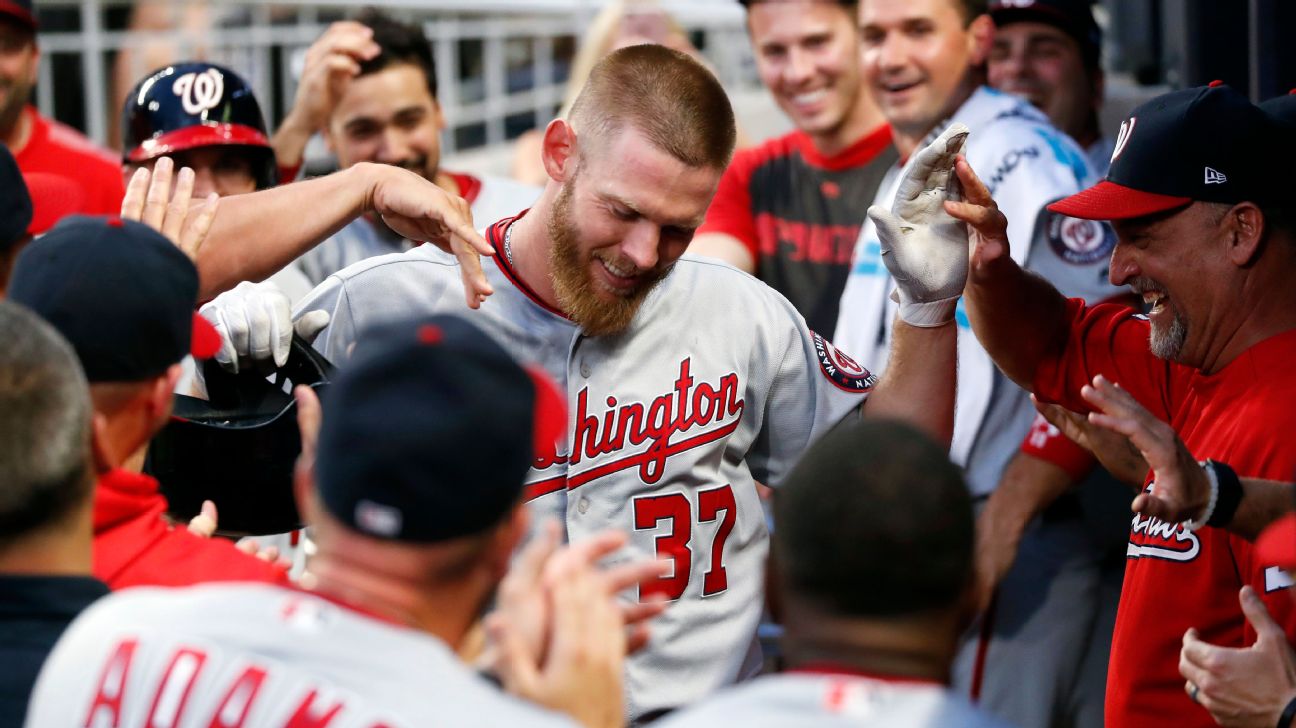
[0,1,124,231]
[952,82,1296,728]
[689,0,895,336]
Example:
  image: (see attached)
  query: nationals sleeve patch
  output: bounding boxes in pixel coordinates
[812,333,876,393]
[1047,213,1115,265]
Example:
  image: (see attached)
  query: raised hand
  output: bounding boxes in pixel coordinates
[1078,375,1205,521]
[944,152,1012,281]
[868,123,969,326]
[274,22,380,169]
[121,156,220,260]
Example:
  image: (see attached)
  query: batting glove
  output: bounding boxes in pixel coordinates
[870,123,971,327]
[199,281,329,373]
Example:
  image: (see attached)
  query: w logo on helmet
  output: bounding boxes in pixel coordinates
[1111,117,1137,163]
[172,68,225,116]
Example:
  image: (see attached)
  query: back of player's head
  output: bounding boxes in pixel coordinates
[0,301,92,547]
[774,419,973,618]
[568,44,736,171]
[354,8,438,100]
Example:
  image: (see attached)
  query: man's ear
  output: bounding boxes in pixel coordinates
[292,455,318,526]
[1224,202,1266,267]
[541,119,579,184]
[967,14,995,67]
[150,364,183,417]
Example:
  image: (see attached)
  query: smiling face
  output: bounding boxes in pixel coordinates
[858,0,989,146]
[988,21,1097,142]
[546,126,720,336]
[325,62,445,183]
[748,2,872,151]
[1109,203,1231,365]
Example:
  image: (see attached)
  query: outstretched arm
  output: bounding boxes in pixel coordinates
[123,161,493,306]
[949,158,1072,390]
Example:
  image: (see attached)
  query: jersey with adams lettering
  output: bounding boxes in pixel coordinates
[24,582,576,728]
[654,669,1014,728]
[294,212,873,718]
[834,86,1119,497]
[292,172,539,287]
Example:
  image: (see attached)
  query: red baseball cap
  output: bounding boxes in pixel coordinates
[1048,83,1284,221]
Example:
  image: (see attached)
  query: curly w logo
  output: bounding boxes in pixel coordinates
[172,69,225,116]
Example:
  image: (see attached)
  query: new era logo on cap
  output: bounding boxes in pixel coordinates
[1049,83,1282,220]
[355,500,403,538]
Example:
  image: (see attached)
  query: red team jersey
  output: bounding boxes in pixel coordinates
[13,106,125,226]
[697,125,895,335]
[93,469,290,590]
[1032,299,1296,728]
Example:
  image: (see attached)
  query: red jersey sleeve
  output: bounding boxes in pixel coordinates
[1235,531,1296,648]
[1032,298,1181,422]
[1019,411,1095,481]
[697,146,760,259]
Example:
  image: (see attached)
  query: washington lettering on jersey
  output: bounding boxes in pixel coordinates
[569,358,744,486]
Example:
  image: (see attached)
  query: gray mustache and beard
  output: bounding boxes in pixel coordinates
[1131,276,1188,361]
[546,178,673,337]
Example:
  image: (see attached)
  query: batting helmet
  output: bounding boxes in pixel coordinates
[144,335,334,536]
[122,62,277,189]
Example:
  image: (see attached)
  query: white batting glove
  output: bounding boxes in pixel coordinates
[199,281,329,373]
[870,123,971,327]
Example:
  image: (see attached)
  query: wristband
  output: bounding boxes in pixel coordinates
[1276,693,1296,728]
[1184,461,1220,532]
[890,290,959,327]
[1206,460,1243,528]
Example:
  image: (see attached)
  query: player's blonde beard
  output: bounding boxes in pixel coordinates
[547,177,671,336]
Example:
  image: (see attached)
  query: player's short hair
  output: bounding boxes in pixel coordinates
[0,301,92,546]
[354,8,438,100]
[949,0,990,24]
[774,419,973,618]
[568,44,737,171]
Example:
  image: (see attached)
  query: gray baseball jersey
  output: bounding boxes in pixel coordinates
[294,214,874,717]
[834,86,1119,497]
[292,172,539,287]
[24,582,575,728]
[655,671,1015,728]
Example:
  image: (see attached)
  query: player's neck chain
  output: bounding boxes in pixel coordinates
[503,221,515,268]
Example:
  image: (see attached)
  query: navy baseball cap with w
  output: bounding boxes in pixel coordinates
[1049,83,1282,220]
[8,216,220,382]
[316,315,566,543]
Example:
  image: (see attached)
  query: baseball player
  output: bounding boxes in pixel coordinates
[833,1,1125,724]
[656,420,1010,728]
[201,44,965,720]
[271,10,539,288]
[956,82,1296,728]
[23,314,643,728]
[689,0,895,336]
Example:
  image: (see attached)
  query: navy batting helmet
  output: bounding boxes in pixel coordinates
[122,62,277,189]
[144,335,334,536]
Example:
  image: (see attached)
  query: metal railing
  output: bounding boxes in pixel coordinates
[31,0,756,155]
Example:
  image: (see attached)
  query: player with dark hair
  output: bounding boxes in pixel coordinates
[955,82,1296,728]
[988,0,1110,169]
[690,0,894,335]
[271,8,538,289]
[24,314,650,728]
[201,44,963,719]
[658,420,1009,727]
[0,301,104,727]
